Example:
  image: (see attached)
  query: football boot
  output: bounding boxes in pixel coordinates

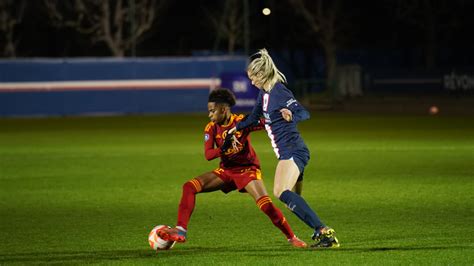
[311,226,340,248]
[288,236,307,248]
[157,227,187,243]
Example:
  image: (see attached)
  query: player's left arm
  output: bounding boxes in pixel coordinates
[280,88,310,123]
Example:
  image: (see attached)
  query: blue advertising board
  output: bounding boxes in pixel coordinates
[0,57,248,117]
[219,72,258,112]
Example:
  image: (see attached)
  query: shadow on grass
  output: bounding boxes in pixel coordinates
[1,245,470,263]
[0,246,297,264]
[0,249,155,264]
[310,245,471,253]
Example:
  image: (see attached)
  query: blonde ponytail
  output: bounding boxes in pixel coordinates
[247,48,286,91]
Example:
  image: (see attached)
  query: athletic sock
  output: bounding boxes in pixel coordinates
[257,195,294,239]
[176,226,186,232]
[279,190,325,229]
[176,178,202,229]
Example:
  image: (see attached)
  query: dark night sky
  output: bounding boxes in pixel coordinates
[9,0,474,58]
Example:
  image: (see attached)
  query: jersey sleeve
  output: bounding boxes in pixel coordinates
[203,123,221,160]
[243,117,265,133]
[280,85,310,123]
[237,115,265,133]
[236,90,264,131]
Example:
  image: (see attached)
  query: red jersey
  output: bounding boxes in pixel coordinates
[204,114,264,169]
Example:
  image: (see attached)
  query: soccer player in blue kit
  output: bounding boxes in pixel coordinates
[228,49,339,248]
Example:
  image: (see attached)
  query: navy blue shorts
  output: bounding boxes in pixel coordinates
[297,171,304,182]
[279,147,310,177]
[292,151,309,175]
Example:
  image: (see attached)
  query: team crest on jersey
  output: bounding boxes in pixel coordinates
[204,133,210,142]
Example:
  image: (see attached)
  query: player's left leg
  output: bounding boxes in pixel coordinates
[311,226,340,248]
[245,179,307,248]
[273,159,324,229]
[273,160,339,248]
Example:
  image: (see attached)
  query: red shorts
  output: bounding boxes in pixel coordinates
[213,166,262,194]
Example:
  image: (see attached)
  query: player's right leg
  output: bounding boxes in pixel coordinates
[158,172,224,243]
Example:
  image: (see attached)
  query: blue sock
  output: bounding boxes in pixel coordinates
[279,190,325,230]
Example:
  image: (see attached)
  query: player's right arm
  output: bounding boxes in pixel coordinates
[242,116,265,133]
[228,91,263,136]
[235,90,263,131]
[203,122,221,161]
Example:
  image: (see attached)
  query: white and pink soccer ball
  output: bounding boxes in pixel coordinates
[148,225,175,251]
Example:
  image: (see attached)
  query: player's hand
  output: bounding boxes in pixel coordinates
[220,130,241,154]
[280,108,293,122]
[227,127,241,150]
[231,134,241,150]
[221,131,235,153]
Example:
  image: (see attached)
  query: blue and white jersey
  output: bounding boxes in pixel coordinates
[236,82,310,159]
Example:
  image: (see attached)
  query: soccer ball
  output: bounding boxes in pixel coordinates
[429,105,439,115]
[148,225,175,251]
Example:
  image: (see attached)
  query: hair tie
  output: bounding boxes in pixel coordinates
[249,52,261,61]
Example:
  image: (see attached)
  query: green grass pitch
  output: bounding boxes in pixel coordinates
[0,112,473,265]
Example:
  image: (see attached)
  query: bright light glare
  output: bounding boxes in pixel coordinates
[262,8,271,16]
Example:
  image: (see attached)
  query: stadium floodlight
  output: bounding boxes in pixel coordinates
[262,8,271,16]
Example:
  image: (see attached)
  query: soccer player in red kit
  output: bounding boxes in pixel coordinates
[157,88,307,248]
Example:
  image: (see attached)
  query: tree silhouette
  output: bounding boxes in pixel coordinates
[385,0,470,69]
[44,0,166,57]
[0,0,26,57]
[207,0,244,55]
[288,0,345,95]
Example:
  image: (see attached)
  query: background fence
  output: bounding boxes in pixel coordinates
[1,56,473,117]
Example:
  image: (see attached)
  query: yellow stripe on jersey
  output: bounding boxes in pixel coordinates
[221,114,237,127]
[204,122,214,132]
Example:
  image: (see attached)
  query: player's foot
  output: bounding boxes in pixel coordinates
[311,226,340,248]
[288,236,307,248]
[157,227,187,243]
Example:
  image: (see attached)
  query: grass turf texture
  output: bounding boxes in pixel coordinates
[0,113,473,265]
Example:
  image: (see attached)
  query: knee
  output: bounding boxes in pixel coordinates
[182,182,194,193]
[183,179,201,193]
[273,187,284,198]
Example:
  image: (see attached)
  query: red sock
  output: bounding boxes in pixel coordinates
[257,196,294,240]
[176,178,202,230]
